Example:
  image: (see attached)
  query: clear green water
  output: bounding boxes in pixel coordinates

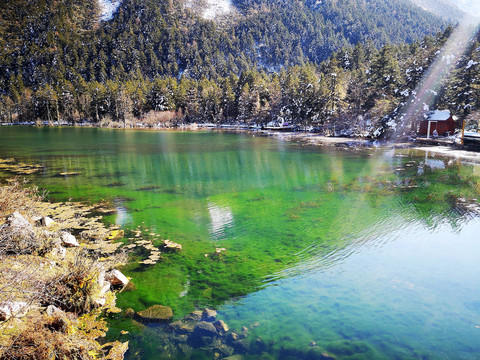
[1,127,480,359]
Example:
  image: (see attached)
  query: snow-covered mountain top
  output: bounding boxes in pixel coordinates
[98,0,122,21]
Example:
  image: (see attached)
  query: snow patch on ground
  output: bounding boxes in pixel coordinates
[466,60,478,70]
[184,0,233,20]
[98,0,122,21]
[203,0,232,20]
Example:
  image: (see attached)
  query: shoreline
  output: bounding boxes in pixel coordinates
[0,178,130,359]
[4,122,480,162]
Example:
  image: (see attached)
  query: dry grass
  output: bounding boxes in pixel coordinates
[0,179,43,220]
[0,312,97,360]
[141,110,182,127]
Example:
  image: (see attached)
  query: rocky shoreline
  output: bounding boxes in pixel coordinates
[0,177,131,359]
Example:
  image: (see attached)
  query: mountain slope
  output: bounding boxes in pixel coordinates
[0,0,448,92]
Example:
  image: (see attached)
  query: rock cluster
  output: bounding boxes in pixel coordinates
[132,306,261,359]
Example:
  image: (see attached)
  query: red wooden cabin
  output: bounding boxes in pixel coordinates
[418,110,457,137]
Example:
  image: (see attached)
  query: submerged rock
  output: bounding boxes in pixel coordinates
[170,320,195,334]
[223,354,245,360]
[307,347,336,359]
[124,308,135,318]
[226,332,240,344]
[163,239,182,251]
[107,229,125,240]
[214,343,234,357]
[255,337,267,352]
[233,339,250,354]
[213,320,229,335]
[136,305,173,323]
[202,308,217,322]
[123,281,137,292]
[185,310,203,321]
[193,321,218,337]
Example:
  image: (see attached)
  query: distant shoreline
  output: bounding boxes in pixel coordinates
[3,122,480,161]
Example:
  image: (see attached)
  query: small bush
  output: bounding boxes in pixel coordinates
[142,110,181,127]
[43,250,102,314]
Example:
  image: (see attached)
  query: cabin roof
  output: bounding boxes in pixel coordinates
[424,110,451,121]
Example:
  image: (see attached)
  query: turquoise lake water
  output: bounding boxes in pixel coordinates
[0,127,479,359]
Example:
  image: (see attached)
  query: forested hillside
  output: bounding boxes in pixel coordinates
[1,0,478,137]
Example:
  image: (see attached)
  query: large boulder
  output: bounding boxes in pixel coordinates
[105,269,129,287]
[60,231,79,247]
[135,305,173,323]
[0,301,29,321]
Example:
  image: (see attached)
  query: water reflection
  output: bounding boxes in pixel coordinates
[115,199,131,226]
[207,201,234,240]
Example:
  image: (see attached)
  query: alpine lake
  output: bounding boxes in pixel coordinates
[1,127,480,360]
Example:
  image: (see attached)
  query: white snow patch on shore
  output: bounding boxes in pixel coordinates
[98,0,122,21]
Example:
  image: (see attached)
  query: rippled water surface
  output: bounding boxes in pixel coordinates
[1,127,480,359]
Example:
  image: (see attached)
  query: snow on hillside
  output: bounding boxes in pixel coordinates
[203,0,233,20]
[184,0,234,21]
[453,0,480,16]
[98,0,122,21]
